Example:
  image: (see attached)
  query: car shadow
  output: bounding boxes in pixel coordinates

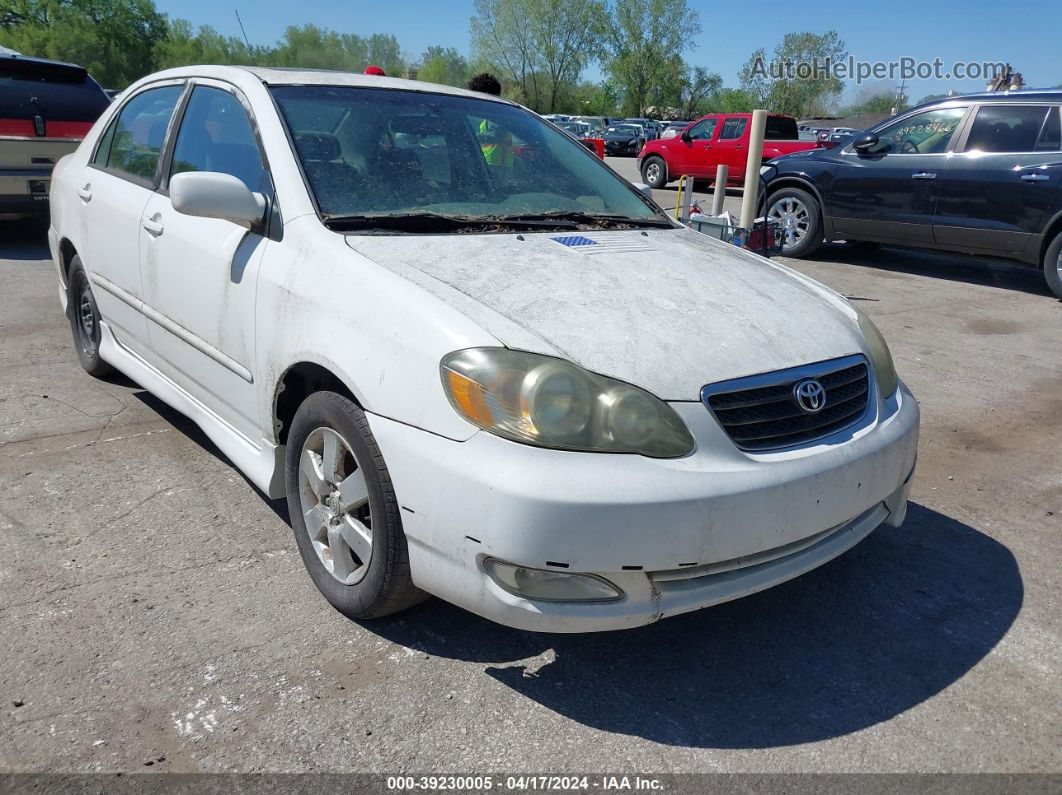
[364,503,1022,749]
[0,220,50,262]
[812,243,1052,297]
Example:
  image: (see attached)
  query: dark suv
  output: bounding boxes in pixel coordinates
[1,54,110,218]
[762,91,1062,297]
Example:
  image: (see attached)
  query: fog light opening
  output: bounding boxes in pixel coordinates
[483,558,623,603]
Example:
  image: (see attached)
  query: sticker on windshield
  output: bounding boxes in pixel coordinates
[551,233,655,255]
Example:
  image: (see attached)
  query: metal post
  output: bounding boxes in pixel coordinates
[682,175,694,220]
[711,165,728,216]
[739,109,768,232]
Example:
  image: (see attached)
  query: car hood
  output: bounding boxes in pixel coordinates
[345,227,866,400]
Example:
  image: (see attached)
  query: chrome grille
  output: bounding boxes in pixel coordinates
[701,355,871,451]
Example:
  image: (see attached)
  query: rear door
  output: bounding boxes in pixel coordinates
[0,57,110,212]
[826,105,969,243]
[712,116,749,182]
[934,103,1062,256]
[78,81,185,358]
[139,81,272,439]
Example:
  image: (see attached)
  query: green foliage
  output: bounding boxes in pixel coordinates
[417,46,470,87]
[0,0,167,87]
[604,0,700,116]
[155,19,268,69]
[840,91,907,117]
[740,30,847,117]
[702,87,758,114]
[271,26,406,75]
[471,0,607,112]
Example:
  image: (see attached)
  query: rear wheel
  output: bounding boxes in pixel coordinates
[66,255,114,378]
[1042,229,1062,298]
[640,156,668,189]
[766,187,822,258]
[285,391,425,619]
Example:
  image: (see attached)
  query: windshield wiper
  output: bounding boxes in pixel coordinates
[324,211,580,233]
[495,211,673,229]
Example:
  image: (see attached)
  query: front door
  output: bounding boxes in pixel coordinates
[669,117,717,178]
[826,106,969,243]
[79,83,184,358]
[935,103,1062,255]
[139,82,272,440]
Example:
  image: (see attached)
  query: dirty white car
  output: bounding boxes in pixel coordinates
[48,67,919,632]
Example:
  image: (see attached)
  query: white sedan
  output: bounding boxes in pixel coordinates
[48,66,919,632]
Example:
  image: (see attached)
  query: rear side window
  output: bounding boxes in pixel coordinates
[1038,107,1061,151]
[965,105,1059,153]
[765,116,798,140]
[169,86,266,192]
[99,85,183,184]
[720,118,748,140]
[0,57,110,136]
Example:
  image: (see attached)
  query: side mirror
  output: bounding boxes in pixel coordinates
[680,130,692,142]
[634,183,654,199]
[170,171,266,226]
[852,132,879,154]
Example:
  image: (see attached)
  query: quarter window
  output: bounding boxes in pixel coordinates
[169,86,266,191]
[965,105,1057,153]
[865,107,966,155]
[720,118,747,140]
[101,85,183,183]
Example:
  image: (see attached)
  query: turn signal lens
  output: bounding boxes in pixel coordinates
[440,348,694,457]
[483,559,623,602]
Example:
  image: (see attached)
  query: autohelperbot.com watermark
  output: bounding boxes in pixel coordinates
[748,55,1007,84]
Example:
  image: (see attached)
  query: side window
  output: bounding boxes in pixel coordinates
[170,86,266,192]
[92,116,118,166]
[865,107,966,155]
[103,85,183,183]
[720,118,747,140]
[1038,107,1062,152]
[686,119,717,141]
[965,105,1053,153]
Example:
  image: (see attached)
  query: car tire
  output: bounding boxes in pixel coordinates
[765,187,823,258]
[1042,229,1062,299]
[641,156,668,189]
[66,255,114,378]
[285,391,426,620]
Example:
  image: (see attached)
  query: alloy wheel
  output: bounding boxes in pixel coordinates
[297,427,373,585]
[767,196,811,250]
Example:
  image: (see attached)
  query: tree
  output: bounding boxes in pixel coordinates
[678,65,722,119]
[155,19,268,69]
[0,0,167,87]
[417,46,470,87]
[471,0,607,112]
[739,31,847,117]
[604,0,700,116]
[702,87,757,114]
[270,26,406,75]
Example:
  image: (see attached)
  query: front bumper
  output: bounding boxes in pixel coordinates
[369,382,919,632]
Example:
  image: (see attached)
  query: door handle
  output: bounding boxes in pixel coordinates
[1021,173,1050,182]
[735,145,744,149]
[142,216,164,236]
[77,184,92,201]
[911,172,937,180]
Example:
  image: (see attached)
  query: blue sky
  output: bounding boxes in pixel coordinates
[154,0,1061,104]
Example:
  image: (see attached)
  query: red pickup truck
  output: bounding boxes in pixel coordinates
[637,113,821,189]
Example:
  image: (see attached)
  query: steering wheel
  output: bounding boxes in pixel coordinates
[900,138,920,154]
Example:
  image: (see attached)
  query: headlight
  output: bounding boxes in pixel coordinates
[854,307,898,397]
[441,348,695,457]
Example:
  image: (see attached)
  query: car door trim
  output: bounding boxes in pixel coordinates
[89,271,254,383]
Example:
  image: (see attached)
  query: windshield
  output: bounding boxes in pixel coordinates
[609,125,638,134]
[271,86,665,230]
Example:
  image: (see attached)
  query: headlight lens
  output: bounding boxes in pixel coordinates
[441,348,695,457]
[855,308,898,397]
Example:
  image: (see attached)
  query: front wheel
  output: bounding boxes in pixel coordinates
[765,187,823,258]
[640,156,668,189]
[1042,229,1062,298]
[285,391,425,620]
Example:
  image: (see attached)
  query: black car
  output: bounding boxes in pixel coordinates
[603,124,645,157]
[762,90,1062,296]
[0,54,110,218]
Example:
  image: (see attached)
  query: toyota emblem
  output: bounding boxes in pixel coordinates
[793,379,826,413]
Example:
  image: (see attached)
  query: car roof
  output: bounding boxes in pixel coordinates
[128,64,516,106]
[0,52,91,81]
[949,88,1062,103]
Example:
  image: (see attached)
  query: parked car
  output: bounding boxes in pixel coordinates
[623,118,659,140]
[638,113,821,188]
[818,126,862,148]
[761,91,1062,296]
[661,120,693,140]
[49,65,918,632]
[603,123,645,156]
[0,53,110,219]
